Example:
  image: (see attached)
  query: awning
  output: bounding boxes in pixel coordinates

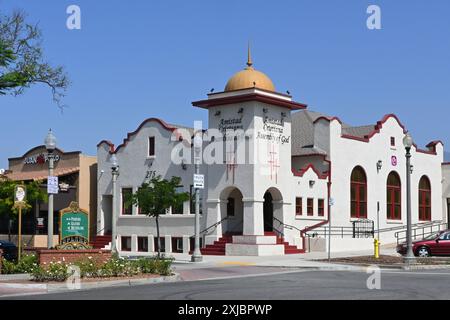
[5,167,80,182]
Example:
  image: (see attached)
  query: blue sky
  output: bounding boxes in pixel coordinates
[1,0,450,168]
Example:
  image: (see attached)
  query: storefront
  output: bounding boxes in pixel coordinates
[2,145,97,248]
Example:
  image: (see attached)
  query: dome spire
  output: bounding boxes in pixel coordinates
[246,41,253,69]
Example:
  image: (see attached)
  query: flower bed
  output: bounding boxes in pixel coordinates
[31,254,173,282]
[0,253,39,274]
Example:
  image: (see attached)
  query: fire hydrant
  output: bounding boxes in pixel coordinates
[374,238,380,259]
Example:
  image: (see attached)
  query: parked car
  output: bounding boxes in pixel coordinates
[0,240,18,262]
[397,230,450,257]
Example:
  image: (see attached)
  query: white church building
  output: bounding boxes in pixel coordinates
[96,50,446,256]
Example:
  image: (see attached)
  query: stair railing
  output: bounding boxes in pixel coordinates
[273,217,302,234]
[189,216,230,248]
[395,221,448,244]
[264,220,285,238]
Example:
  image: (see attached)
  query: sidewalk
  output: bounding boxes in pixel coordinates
[170,246,399,270]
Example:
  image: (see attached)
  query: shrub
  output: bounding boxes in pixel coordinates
[73,256,102,278]
[31,261,69,282]
[99,256,139,278]
[133,257,173,276]
[0,254,39,274]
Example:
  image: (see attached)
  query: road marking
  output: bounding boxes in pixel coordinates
[216,262,256,266]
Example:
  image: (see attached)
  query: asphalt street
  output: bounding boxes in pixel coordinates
[6,268,450,300]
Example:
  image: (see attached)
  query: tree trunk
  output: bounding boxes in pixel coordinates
[156,216,161,259]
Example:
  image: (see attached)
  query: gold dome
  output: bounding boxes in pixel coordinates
[224,45,276,92]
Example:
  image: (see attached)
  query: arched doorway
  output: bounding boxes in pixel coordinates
[263,192,273,232]
[263,187,283,232]
[219,187,244,235]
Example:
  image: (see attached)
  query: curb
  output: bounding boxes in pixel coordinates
[0,273,181,294]
[310,262,450,271]
[0,274,32,281]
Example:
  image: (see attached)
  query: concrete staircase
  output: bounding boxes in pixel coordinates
[90,235,112,250]
[199,234,233,256]
[199,233,305,255]
[265,232,305,254]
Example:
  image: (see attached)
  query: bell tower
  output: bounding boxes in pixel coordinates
[192,46,307,255]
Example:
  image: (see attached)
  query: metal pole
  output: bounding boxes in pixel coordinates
[404,147,416,264]
[327,211,331,262]
[18,206,22,262]
[47,153,54,249]
[191,157,203,262]
[111,169,118,253]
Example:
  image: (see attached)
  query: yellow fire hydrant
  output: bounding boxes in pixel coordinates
[374,238,380,259]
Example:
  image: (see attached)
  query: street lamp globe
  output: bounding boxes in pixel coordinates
[403,132,413,149]
[193,134,202,152]
[44,129,57,152]
[110,154,119,171]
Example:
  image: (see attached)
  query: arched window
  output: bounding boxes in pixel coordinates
[387,172,401,220]
[418,176,431,221]
[350,166,367,218]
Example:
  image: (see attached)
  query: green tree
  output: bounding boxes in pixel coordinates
[129,176,189,258]
[0,10,69,107]
[0,177,47,237]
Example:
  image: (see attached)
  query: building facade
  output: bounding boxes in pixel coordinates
[3,145,97,247]
[96,53,446,256]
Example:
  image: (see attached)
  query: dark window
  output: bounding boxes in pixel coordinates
[351,166,367,218]
[318,199,325,217]
[121,236,131,251]
[154,237,165,252]
[419,176,431,221]
[171,237,183,253]
[227,198,235,216]
[137,237,148,252]
[307,198,314,216]
[295,197,302,216]
[387,172,401,220]
[121,188,133,215]
[149,137,155,156]
[390,137,395,146]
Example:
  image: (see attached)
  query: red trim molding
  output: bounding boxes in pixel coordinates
[326,113,442,155]
[292,164,328,180]
[192,93,307,110]
[313,116,343,125]
[97,118,186,154]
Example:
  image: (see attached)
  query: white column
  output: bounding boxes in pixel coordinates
[182,236,190,253]
[242,199,264,236]
[165,235,172,253]
[204,199,222,245]
[148,234,155,253]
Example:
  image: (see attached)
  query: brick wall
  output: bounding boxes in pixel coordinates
[37,249,112,266]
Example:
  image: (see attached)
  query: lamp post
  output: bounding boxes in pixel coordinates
[403,132,416,265]
[44,129,56,249]
[191,134,203,262]
[110,154,119,253]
